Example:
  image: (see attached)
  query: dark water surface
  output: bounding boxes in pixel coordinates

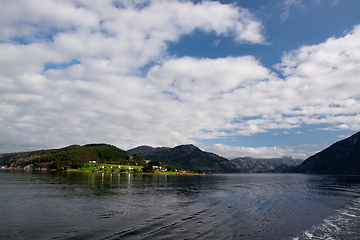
[0,170,359,240]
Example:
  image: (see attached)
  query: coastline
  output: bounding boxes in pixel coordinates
[66,169,206,175]
[0,167,206,175]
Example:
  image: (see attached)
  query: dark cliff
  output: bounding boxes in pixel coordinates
[294,132,360,174]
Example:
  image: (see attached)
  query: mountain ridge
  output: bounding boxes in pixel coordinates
[128,144,241,173]
[293,132,360,174]
[2,132,359,174]
[230,157,273,173]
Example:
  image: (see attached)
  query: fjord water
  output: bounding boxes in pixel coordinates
[0,170,359,240]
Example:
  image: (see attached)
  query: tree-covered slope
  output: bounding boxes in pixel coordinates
[0,144,132,170]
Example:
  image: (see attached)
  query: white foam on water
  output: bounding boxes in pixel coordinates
[294,198,360,240]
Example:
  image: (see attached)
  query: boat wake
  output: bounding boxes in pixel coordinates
[294,197,360,240]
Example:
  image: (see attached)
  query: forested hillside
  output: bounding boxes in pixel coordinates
[0,144,134,170]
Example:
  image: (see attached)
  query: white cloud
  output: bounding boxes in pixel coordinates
[0,0,267,153]
[331,0,339,7]
[337,134,350,139]
[280,0,302,22]
[0,0,266,76]
[337,124,350,129]
[203,144,308,159]
[274,24,360,128]
[213,39,221,47]
[0,0,359,158]
[147,56,272,101]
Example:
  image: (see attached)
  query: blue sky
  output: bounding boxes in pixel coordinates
[0,0,359,159]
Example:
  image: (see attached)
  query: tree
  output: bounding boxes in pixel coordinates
[142,165,154,173]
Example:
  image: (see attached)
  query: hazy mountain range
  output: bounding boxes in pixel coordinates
[229,156,304,173]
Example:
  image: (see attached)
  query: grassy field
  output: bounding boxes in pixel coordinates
[153,171,194,174]
[68,164,143,172]
[67,164,203,175]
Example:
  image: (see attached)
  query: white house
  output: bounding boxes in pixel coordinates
[126,166,133,170]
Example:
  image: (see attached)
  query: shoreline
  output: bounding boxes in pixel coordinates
[66,169,206,175]
[0,167,206,175]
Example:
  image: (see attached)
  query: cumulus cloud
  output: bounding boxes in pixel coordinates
[0,0,266,153]
[274,24,360,129]
[0,0,266,76]
[0,0,359,157]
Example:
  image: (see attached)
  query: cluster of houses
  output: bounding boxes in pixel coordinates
[88,161,135,170]
[89,160,174,172]
[152,166,168,172]
[97,165,134,170]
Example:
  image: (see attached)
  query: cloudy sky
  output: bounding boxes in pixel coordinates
[1,0,359,159]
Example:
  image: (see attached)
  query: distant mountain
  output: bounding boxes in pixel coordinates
[230,157,273,173]
[230,156,304,173]
[256,156,304,168]
[128,144,240,173]
[270,164,296,173]
[294,132,360,174]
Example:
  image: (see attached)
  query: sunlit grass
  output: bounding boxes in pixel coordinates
[66,164,202,174]
[67,164,143,172]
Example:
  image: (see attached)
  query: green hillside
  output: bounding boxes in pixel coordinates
[0,144,134,170]
[0,144,187,174]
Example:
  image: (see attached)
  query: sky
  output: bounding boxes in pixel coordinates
[0,0,359,159]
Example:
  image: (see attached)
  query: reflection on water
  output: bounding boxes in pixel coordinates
[0,170,359,240]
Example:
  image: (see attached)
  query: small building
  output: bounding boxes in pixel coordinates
[114,165,121,169]
[89,161,96,164]
[152,166,159,170]
[125,166,133,170]
[98,166,104,169]
[107,166,113,168]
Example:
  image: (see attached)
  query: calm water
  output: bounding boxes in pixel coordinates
[0,170,360,240]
